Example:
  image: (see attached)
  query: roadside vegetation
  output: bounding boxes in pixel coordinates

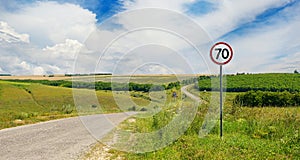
[83,73,299,159]
[84,91,299,159]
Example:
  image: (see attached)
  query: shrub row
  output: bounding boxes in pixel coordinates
[234,91,300,107]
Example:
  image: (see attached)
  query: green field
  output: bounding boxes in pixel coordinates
[0,80,149,129]
[198,73,300,92]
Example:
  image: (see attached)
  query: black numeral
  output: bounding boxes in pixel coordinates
[215,48,230,60]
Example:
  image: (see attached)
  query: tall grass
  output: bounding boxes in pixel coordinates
[85,92,300,159]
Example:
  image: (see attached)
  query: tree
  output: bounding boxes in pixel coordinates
[294,69,299,74]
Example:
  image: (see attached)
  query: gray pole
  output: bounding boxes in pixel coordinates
[220,65,223,138]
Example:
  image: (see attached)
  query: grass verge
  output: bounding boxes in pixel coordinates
[83,91,300,159]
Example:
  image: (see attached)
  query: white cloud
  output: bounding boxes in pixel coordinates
[100,0,298,74]
[266,52,300,72]
[0,1,97,47]
[224,1,300,73]
[81,8,212,75]
[0,21,30,43]
[0,0,299,75]
[19,61,31,70]
[0,38,84,75]
[43,39,83,60]
[0,1,97,75]
[33,66,45,75]
[123,0,195,11]
[195,0,291,39]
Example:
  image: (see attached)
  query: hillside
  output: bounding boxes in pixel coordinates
[0,81,149,129]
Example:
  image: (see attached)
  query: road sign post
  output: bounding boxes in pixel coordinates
[210,42,233,138]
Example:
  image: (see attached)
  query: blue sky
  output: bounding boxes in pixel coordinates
[0,0,299,75]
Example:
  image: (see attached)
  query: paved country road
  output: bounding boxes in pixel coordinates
[0,85,199,160]
[0,112,136,160]
[181,85,201,102]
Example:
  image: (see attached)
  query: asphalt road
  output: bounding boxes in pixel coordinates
[0,85,199,160]
[0,112,136,160]
[181,85,201,102]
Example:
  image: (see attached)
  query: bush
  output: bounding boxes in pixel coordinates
[128,106,136,111]
[140,108,147,111]
[234,91,300,107]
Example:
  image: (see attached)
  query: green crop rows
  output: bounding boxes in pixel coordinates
[198,73,300,92]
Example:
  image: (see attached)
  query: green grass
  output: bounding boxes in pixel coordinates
[84,91,300,159]
[0,80,149,129]
[2,74,300,159]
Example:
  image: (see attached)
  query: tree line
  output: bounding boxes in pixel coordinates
[4,79,181,92]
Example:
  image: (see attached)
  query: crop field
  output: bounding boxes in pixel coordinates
[198,73,300,92]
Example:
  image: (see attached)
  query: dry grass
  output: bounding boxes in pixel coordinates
[0,75,71,81]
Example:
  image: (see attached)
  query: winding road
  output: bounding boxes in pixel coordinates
[181,85,201,102]
[0,85,199,160]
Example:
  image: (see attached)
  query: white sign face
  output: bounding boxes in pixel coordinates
[210,42,233,65]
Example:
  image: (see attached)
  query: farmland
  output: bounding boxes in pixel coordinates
[198,73,300,92]
[0,73,299,159]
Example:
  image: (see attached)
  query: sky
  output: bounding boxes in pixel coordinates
[0,0,299,75]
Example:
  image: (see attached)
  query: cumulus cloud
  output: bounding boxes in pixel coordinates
[43,39,83,60]
[0,0,299,75]
[0,1,97,75]
[0,1,97,47]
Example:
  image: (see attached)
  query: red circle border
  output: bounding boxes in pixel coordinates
[210,42,233,65]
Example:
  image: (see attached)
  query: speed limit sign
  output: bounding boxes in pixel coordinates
[209,41,233,139]
[210,42,233,65]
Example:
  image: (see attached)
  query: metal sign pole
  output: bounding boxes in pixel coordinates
[210,41,233,139]
[220,65,223,138]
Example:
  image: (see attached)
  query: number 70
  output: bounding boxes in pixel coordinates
[215,48,229,60]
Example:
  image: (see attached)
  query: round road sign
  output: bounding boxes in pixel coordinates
[210,42,233,65]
